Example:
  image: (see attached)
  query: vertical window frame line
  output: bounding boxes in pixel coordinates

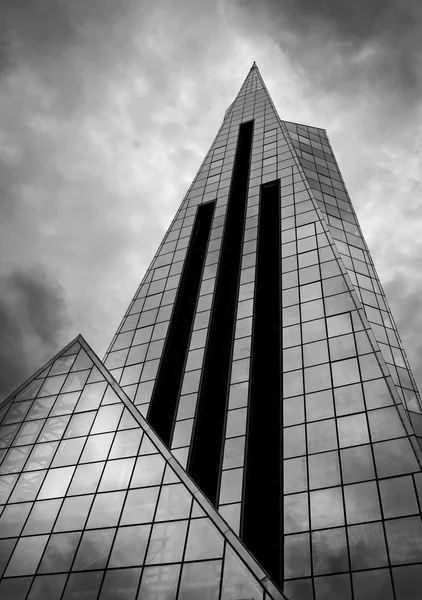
[147,200,216,446]
[241,178,283,585]
[187,119,255,506]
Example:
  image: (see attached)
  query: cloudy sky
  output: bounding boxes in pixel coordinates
[1,0,422,400]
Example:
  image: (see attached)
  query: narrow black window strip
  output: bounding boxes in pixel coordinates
[148,201,215,445]
[188,120,254,505]
[242,179,282,585]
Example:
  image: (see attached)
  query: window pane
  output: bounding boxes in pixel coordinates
[0,502,32,537]
[385,517,422,565]
[155,484,191,521]
[184,518,224,560]
[27,574,67,600]
[99,567,141,600]
[62,572,103,600]
[5,535,48,575]
[284,533,311,578]
[310,487,344,528]
[121,487,160,525]
[38,531,81,573]
[54,495,93,532]
[131,455,165,488]
[348,522,388,569]
[23,499,61,535]
[312,527,348,575]
[146,520,188,564]
[87,491,125,528]
[179,560,222,600]
[284,493,309,533]
[73,528,115,570]
[352,569,394,600]
[308,451,340,489]
[138,564,180,600]
[379,476,419,518]
[340,445,375,484]
[109,524,150,567]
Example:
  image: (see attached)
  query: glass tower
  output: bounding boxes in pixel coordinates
[1,63,422,600]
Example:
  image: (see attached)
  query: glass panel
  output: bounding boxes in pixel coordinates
[121,487,160,525]
[38,466,74,499]
[25,441,58,471]
[307,420,337,453]
[379,476,419,518]
[185,518,224,560]
[385,516,422,565]
[284,493,309,533]
[352,569,394,600]
[155,483,192,521]
[99,567,141,600]
[284,456,308,493]
[73,528,115,570]
[312,527,348,575]
[314,573,352,600]
[80,432,114,463]
[10,470,46,502]
[62,571,103,599]
[38,531,81,572]
[179,560,222,600]
[284,533,311,578]
[392,564,422,600]
[138,564,180,600]
[23,499,61,534]
[145,520,188,564]
[131,454,165,488]
[221,544,263,600]
[340,445,375,484]
[109,524,151,567]
[308,451,340,489]
[109,429,142,458]
[310,487,344,528]
[337,413,369,447]
[98,457,135,491]
[219,469,243,504]
[348,522,388,569]
[54,495,93,532]
[68,462,104,495]
[0,502,32,537]
[52,437,85,467]
[86,491,125,528]
[0,577,32,599]
[27,574,67,600]
[5,535,48,575]
[373,438,419,477]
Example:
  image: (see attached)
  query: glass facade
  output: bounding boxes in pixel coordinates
[1,64,422,599]
[0,336,285,600]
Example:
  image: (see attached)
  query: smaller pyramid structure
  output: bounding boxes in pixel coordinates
[0,335,287,600]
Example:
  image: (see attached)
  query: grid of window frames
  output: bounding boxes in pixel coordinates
[276,159,422,600]
[101,63,422,598]
[284,121,422,451]
[0,337,287,600]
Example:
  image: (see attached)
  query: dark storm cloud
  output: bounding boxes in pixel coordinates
[0,0,234,407]
[235,0,422,122]
[0,267,70,399]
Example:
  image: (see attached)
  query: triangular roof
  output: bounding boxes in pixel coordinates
[0,334,288,599]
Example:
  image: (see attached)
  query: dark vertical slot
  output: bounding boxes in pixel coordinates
[148,201,215,445]
[188,120,254,505]
[242,179,282,584]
